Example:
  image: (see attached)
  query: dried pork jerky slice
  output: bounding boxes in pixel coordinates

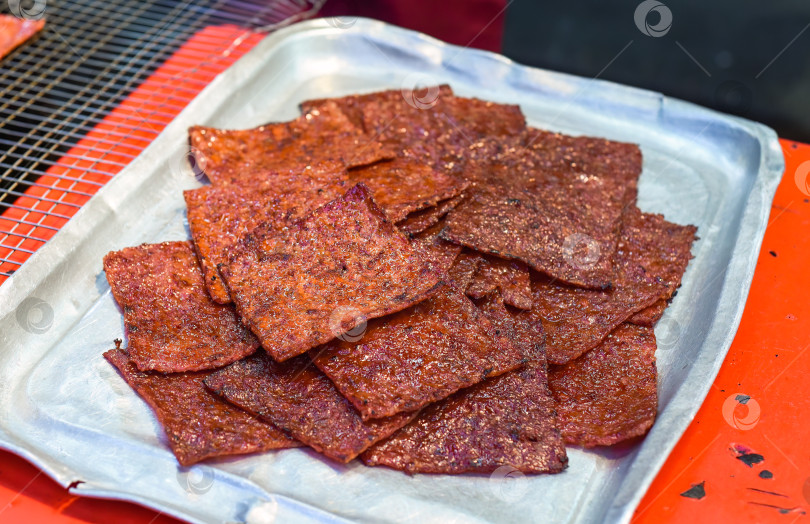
[184,162,350,303]
[350,157,469,222]
[312,284,524,420]
[360,89,526,169]
[628,299,668,327]
[397,192,466,235]
[0,15,44,60]
[548,324,657,447]
[444,131,641,288]
[221,184,444,361]
[204,352,415,463]
[103,241,259,372]
[300,85,456,131]
[467,254,533,310]
[532,206,697,364]
[104,348,298,466]
[361,294,566,474]
[188,100,390,185]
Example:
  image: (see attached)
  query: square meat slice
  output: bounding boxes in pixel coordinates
[349,157,469,222]
[203,352,416,463]
[530,206,697,364]
[548,324,658,447]
[103,241,259,372]
[184,162,350,303]
[300,85,456,131]
[220,184,445,361]
[396,193,467,236]
[359,87,526,170]
[443,131,642,289]
[104,348,298,466]
[361,293,567,474]
[466,254,533,310]
[311,284,525,420]
[188,100,391,185]
[0,14,44,59]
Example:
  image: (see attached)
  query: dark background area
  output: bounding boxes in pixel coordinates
[323,0,810,142]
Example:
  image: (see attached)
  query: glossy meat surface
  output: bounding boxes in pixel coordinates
[361,294,566,474]
[0,15,44,60]
[443,131,641,289]
[184,162,350,303]
[104,348,298,466]
[204,352,415,462]
[548,324,658,447]
[466,254,533,310]
[531,206,697,364]
[188,100,391,185]
[397,193,467,235]
[349,157,468,222]
[312,285,524,419]
[221,184,444,361]
[103,241,259,372]
[628,299,668,327]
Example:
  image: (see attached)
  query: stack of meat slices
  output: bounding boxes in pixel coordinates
[103,85,697,474]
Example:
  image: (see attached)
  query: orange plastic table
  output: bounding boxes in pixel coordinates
[1,28,808,524]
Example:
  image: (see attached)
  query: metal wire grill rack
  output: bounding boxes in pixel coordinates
[0,0,323,283]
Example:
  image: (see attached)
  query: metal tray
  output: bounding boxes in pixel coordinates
[0,18,784,524]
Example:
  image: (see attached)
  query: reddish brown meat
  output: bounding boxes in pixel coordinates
[466,254,533,310]
[103,241,259,372]
[204,352,416,463]
[104,348,298,466]
[628,299,668,327]
[349,157,469,222]
[548,324,658,447]
[300,85,456,132]
[184,162,350,303]
[531,206,697,364]
[0,15,44,60]
[360,89,526,170]
[411,222,462,276]
[443,131,641,289]
[311,284,525,420]
[221,184,445,361]
[361,294,566,474]
[397,193,467,235]
[188,100,390,185]
[445,250,484,292]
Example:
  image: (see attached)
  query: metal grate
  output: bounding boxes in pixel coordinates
[0,0,323,283]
